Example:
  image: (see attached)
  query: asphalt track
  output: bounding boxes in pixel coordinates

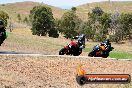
[0,51,131,60]
[0,51,33,54]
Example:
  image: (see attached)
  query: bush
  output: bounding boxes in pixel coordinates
[60,7,81,38]
[0,11,9,27]
[1,4,5,6]
[94,34,106,42]
[48,29,59,38]
[30,5,58,37]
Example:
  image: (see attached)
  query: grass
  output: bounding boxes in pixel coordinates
[1,28,70,54]
[83,47,92,52]
[109,51,132,59]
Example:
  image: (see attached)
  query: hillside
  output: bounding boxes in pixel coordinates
[0,1,65,22]
[0,1,132,21]
[76,1,132,20]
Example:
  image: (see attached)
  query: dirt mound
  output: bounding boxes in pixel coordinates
[0,55,131,88]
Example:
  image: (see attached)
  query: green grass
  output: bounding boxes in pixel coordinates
[83,47,92,52]
[83,48,132,59]
[109,52,132,59]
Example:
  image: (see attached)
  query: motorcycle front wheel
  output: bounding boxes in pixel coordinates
[88,51,94,57]
[59,48,66,55]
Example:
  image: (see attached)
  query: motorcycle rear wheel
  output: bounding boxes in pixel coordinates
[73,48,82,56]
[102,53,109,58]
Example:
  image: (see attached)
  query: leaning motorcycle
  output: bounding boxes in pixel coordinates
[88,44,114,58]
[59,40,83,56]
[0,31,6,46]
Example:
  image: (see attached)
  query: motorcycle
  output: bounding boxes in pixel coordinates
[0,31,6,46]
[88,43,114,58]
[59,40,83,56]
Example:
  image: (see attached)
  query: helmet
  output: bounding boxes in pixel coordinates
[104,39,110,45]
[80,34,85,37]
[106,39,110,43]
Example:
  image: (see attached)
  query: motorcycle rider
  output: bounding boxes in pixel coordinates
[94,39,111,53]
[0,20,6,46]
[101,39,112,51]
[88,39,113,57]
[72,34,85,49]
[59,34,85,56]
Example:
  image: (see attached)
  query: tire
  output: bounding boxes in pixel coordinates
[73,50,79,56]
[88,51,94,57]
[73,53,79,56]
[0,32,6,46]
[73,48,82,56]
[76,75,87,86]
[59,48,66,55]
[0,39,3,46]
[78,49,82,55]
[102,53,109,58]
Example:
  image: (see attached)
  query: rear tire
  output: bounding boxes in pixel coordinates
[73,48,82,56]
[73,53,79,56]
[59,48,66,55]
[78,49,82,55]
[102,52,109,58]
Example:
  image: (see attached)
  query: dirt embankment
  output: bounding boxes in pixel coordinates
[0,55,131,88]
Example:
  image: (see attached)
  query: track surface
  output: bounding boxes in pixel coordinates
[0,52,131,88]
[0,51,131,61]
[0,54,131,88]
[0,51,36,54]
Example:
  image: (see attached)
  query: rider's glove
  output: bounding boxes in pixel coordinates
[79,45,85,49]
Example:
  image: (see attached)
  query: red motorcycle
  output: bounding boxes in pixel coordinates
[59,40,82,56]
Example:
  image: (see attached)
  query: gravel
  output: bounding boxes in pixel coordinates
[0,55,131,88]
